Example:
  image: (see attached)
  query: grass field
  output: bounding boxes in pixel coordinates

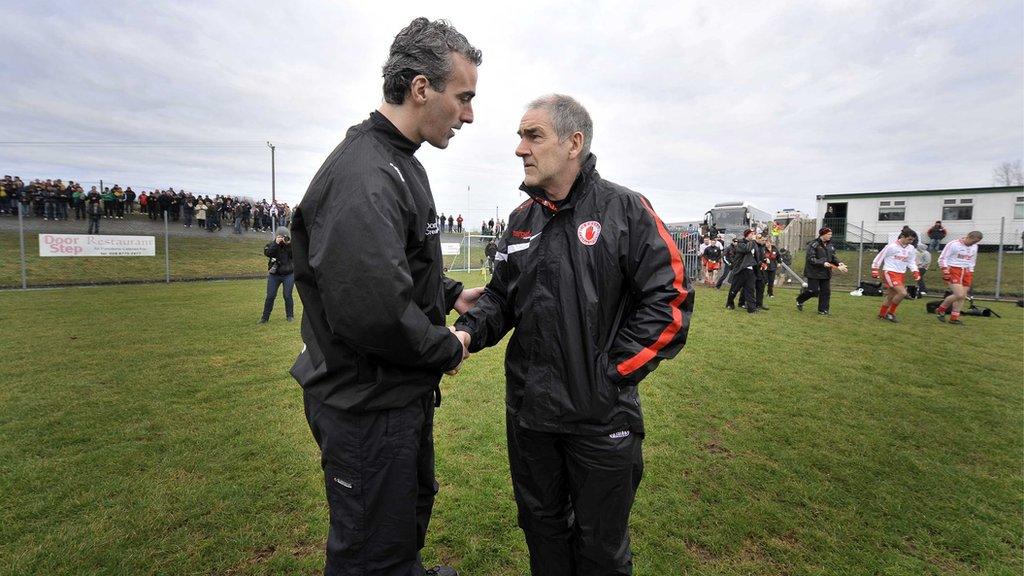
[1,275,1022,575]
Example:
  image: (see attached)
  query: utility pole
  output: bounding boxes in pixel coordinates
[267,141,276,204]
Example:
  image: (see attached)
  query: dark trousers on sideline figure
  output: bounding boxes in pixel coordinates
[304,391,438,576]
[797,277,831,312]
[261,273,294,320]
[715,262,732,289]
[727,268,756,312]
[507,417,644,576]
[765,269,776,296]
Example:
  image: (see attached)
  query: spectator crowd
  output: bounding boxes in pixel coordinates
[435,211,506,237]
[1,174,290,235]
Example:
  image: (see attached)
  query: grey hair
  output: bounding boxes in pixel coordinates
[382,17,482,105]
[526,94,593,160]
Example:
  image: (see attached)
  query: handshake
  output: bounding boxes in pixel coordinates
[444,286,484,376]
[446,326,472,376]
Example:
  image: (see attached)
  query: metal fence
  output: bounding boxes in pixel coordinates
[674,221,1020,299]
[808,216,1022,298]
[2,205,282,289]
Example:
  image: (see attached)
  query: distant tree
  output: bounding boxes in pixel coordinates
[992,160,1023,186]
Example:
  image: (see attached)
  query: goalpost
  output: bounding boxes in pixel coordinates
[446,233,495,274]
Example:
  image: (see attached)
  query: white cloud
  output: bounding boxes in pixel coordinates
[1,0,1020,223]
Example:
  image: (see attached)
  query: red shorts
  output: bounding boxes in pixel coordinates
[702,258,720,271]
[948,266,973,287]
[882,271,905,288]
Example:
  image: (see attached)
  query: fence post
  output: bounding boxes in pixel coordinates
[857,220,864,286]
[164,210,171,283]
[995,216,1005,299]
[18,205,27,289]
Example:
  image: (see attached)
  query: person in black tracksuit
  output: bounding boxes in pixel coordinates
[715,237,738,289]
[739,233,771,311]
[484,237,498,275]
[288,18,481,576]
[726,230,759,313]
[455,95,693,576]
[796,227,844,314]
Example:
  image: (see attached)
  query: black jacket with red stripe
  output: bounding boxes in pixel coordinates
[454,154,693,435]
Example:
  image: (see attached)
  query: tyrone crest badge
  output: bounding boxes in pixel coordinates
[577,221,601,246]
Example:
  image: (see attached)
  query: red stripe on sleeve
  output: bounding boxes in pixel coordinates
[616,196,688,377]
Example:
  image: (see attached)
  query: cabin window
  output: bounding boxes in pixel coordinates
[878,201,905,221]
[942,198,973,220]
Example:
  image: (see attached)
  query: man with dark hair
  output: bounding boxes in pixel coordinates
[290,17,482,576]
[715,237,738,289]
[871,230,919,323]
[700,236,722,286]
[726,229,759,313]
[796,227,847,315]
[455,94,692,576]
[926,220,947,251]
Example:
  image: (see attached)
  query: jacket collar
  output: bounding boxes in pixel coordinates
[368,111,420,156]
[519,153,599,213]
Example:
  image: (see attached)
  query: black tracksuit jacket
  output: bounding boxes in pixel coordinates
[289,112,464,412]
[803,239,841,280]
[455,155,693,435]
[733,238,758,270]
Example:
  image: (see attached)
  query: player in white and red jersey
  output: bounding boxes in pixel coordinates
[871,230,919,323]
[935,231,983,324]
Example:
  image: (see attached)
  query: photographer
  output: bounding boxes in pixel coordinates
[259,226,295,324]
[484,236,498,275]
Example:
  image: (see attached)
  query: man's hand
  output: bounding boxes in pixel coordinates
[836,263,848,273]
[913,271,921,282]
[941,267,951,281]
[871,268,880,279]
[445,326,472,375]
[454,286,485,315]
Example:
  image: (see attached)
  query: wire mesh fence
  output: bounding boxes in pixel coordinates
[1,205,280,289]
[817,216,1022,298]
[755,217,1023,298]
[4,207,1020,299]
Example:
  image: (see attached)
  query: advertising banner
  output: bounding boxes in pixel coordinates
[39,234,157,257]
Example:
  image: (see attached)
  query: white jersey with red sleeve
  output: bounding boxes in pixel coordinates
[938,239,978,271]
[871,242,918,273]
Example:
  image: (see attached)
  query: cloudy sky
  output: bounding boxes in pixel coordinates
[2,0,1021,222]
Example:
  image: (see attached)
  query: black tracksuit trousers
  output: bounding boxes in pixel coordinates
[797,277,832,312]
[727,268,757,312]
[738,271,767,309]
[304,391,437,576]
[715,262,732,288]
[507,416,644,576]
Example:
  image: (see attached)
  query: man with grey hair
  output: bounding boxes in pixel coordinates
[290,17,482,576]
[455,94,694,575]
